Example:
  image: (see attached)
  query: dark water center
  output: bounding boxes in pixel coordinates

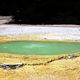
[0,41,80,55]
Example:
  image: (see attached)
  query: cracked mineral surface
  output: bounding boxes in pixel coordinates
[0,53,80,80]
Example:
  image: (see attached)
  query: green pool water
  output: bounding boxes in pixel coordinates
[0,41,80,55]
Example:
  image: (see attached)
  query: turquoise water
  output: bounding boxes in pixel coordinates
[0,41,80,55]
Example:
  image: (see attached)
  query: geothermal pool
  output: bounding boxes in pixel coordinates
[0,41,80,55]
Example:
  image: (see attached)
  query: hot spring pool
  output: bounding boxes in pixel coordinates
[0,41,80,55]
